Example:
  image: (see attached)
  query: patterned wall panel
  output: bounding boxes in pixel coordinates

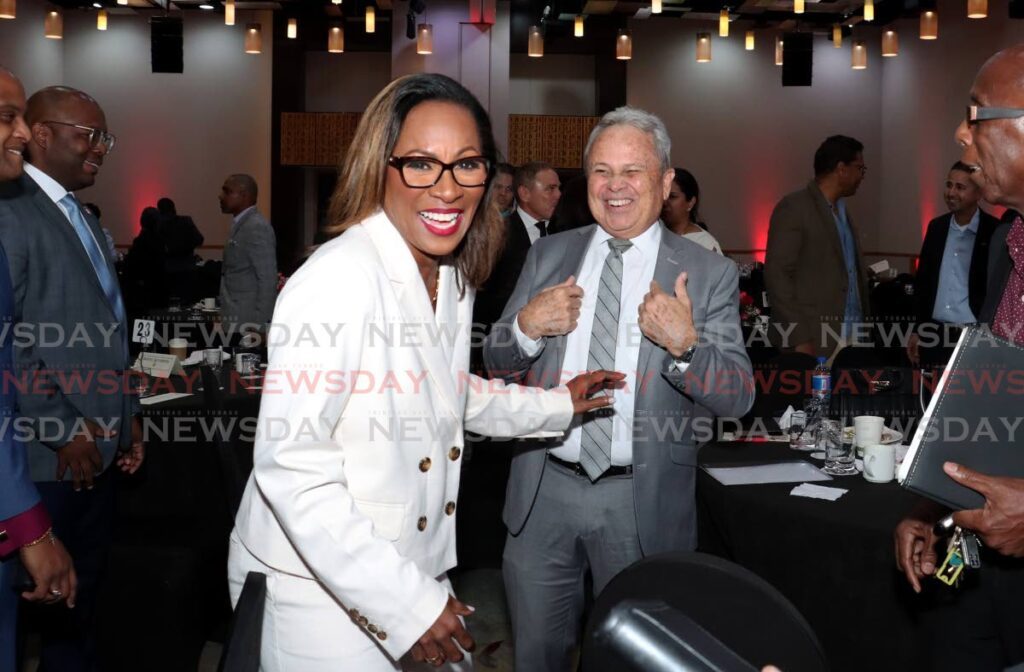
[508,115,599,169]
[280,112,363,167]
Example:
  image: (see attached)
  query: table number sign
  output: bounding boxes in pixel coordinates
[132,319,156,345]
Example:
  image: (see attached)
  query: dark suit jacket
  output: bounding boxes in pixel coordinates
[914,210,1000,324]
[473,211,533,329]
[161,214,203,273]
[764,180,870,355]
[0,173,134,482]
[979,222,1012,324]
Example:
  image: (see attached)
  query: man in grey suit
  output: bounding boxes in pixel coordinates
[764,135,870,356]
[218,174,276,339]
[0,85,142,671]
[484,107,753,672]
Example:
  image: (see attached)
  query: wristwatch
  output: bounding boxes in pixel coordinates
[674,342,698,365]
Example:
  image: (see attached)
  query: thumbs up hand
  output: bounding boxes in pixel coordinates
[638,271,697,358]
[517,276,585,340]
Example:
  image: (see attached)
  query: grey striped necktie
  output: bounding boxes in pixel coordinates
[578,237,633,481]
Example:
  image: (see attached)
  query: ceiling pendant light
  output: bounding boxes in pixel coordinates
[528,25,543,57]
[851,39,867,69]
[244,23,261,53]
[775,36,783,65]
[44,10,62,38]
[863,0,874,21]
[920,10,938,39]
[332,0,342,4]
[719,9,729,37]
[97,9,107,30]
[417,23,433,53]
[616,29,632,60]
[287,18,297,39]
[696,32,711,62]
[328,25,344,52]
[967,0,987,18]
[745,30,754,50]
[0,0,15,20]
[832,23,842,47]
[365,5,375,33]
[651,0,661,13]
[224,0,235,26]
[574,15,584,37]
[117,0,127,5]
[794,0,804,14]
[881,29,898,56]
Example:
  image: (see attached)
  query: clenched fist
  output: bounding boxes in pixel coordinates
[517,276,584,340]
[638,271,697,358]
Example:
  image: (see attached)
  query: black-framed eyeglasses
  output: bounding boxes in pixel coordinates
[388,155,490,188]
[41,120,116,152]
[966,105,1024,126]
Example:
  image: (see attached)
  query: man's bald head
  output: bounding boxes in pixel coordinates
[24,85,109,192]
[0,66,30,182]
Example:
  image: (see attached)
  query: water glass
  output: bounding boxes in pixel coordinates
[788,410,808,450]
[820,419,857,476]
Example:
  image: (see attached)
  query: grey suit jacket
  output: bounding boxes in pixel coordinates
[0,173,133,482]
[220,208,277,330]
[483,224,754,555]
[764,180,870,355]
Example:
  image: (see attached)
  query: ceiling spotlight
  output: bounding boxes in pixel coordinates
[199,3,213,8]
[92,2,101,8]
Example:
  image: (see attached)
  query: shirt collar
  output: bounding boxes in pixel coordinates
[23,163,69,205]
[949,208,980,234]
[233,205,257,226]
[516,206,541,228]
[591,220,662,261]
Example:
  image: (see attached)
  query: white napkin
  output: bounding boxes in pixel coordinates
[790,483,848,501]
[776,405,795,431]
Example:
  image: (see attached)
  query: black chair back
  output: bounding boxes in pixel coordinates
[218,571,267,672]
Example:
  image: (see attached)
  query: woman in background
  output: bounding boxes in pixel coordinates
[662,168,723,255]
[228,73,619,671]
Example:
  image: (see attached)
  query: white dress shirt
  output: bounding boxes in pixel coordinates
[517,206,546,246]
[514,223,665,466]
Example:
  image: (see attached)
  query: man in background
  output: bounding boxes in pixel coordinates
[909,161,999,367]
[157,196,204,304]
[765,135,870,356]
[217,173,276,340]
[493,162,515,217]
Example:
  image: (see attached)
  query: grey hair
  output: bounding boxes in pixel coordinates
[583,106,672,173]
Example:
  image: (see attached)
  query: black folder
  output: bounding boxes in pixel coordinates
[898,326,1024,510]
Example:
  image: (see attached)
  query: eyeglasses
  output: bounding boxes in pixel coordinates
[966,105,1024,125]
[388,155,490,188]
[41,120,116,152]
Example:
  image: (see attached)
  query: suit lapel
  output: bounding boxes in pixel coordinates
[808,181,845,265]
[363,211,460,419]
[24,177,114,319]
[551,226,596,372]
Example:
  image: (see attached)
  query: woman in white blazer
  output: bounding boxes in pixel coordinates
[228,74,620,671]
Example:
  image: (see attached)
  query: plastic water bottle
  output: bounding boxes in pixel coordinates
[811,356,831,404]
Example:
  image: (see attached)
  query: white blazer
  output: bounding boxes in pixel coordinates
[232,210,573,660]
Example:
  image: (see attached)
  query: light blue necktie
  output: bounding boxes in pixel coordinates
[578,237,633,481]
[60,194,126,330]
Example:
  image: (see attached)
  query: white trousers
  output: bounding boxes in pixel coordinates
[228,532,473,672]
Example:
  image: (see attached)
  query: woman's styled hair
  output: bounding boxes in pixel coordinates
[671,168,702,225]
[325,73,503,290]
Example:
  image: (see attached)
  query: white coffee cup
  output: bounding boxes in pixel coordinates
[863,443,895,483]
[202,297,216,310]
[854,415,885,447]
[168,338,188,361]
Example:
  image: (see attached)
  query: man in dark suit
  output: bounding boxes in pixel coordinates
[493,162,515,217]
[908,161,1000,366]
[765,136,870,356]
[474,162,561,331]
[0,85,143,672]
[894,45,1024,672]
[484,108,753,671]
[0,67,76,672]
[157,196,203,304]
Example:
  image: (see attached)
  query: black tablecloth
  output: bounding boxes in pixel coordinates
[697,441,931,672]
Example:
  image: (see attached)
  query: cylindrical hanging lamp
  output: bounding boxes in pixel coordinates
[328,25,344,52]
[967,0,986,18]
[719,9,729,37]
[0,0,13,19]
[775,35,783,65]
[616,29,632,60]
[852,39,867,69]
[863,0,874,20]
[528,25,543,57]
[920,10,938,39]
[745,30,754,51]
[225,0,235,25]
[574,15,584,37]
[832,24,842,47]
[697,32,711,62]
[365,5,375,33]
[882,29,898,56]
[244,23,261,53]
[417,23,433,53]
[97,9,107,30]
[44,10,62,38]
